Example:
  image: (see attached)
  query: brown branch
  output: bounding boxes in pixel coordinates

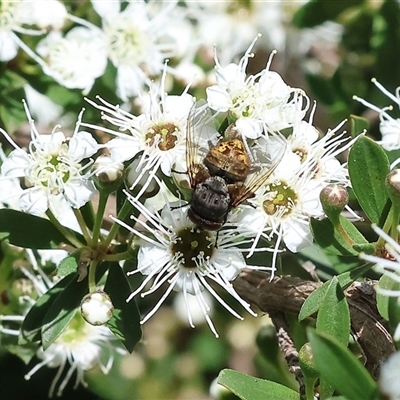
[233,270,395,379]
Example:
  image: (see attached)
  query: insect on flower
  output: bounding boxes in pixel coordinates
[183,100,282,231]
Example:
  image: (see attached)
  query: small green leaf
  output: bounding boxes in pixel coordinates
[41,262,109,349]
[1,341,38,365]
[0,71,27,132]
[350,115,369,138]
[299,263,372,321]
[352,243,375,254]
[316,277,350,345]
[104,263,142,353]
[310,215,370,256]
[376,274,400,335]
[311,277,350,400]
[20,273,77,343]
[376,274,394,320]
[217,369,299,400]
[0,209,80,249]
[0,241,22,294]
[348,135,390,226]
[57,255,78,277]
[41,276,87,350]
[308,329,379,400]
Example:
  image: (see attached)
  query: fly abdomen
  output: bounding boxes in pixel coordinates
[188,176,231,229]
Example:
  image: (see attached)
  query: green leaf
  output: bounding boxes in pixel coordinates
[20,273,77,343]
[292,0,365,29]
[0,70,27,132]
[326,397,350,400]
[352,243,375,254]
[308,330,379,400]
[312,277,351,400]
[41,262,109,349]
[0,241,22,294]
[310,215,370,256]
[350,115,369,138]
[1,340,38,365]
[41,276,87,350]
[217,369,299,400]
[299,263,372,321]
[348,136,390,226]
[104,263,142,353]
[57,255,78,277]
[376,274,394,320]
[0,209,78,249]
[376,274,400,335]
[316,277,350,345]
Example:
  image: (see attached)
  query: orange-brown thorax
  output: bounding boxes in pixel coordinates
[204,138,250,183]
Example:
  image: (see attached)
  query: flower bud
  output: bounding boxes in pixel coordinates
[124,157,159,198]
[320,184,349,219]
[298,342,319,382]
[80,291,114,326]
[92,155,124,194]
[386,169,400,206]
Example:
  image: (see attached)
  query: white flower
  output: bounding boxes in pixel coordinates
[113,191,273,338]
[187,1,289,66]
[0,259,123,398]
[83,68,197,198]
[0,1,45,62]
[360,225,400,341]
[243,117,352,256]
[24,313,118,397]
[17,0,67,30]
[92,0,182,100]
[206,36,308,138]
[379,351,400,400]
[0,102,99,216]
[354,79,400,151]
[34,27,108,93]
[0,144,23,210]
[244,152,324,254]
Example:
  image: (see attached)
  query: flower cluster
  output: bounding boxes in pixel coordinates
[0,36,355,341]
[1,0,313,102]
[0,17,360,394]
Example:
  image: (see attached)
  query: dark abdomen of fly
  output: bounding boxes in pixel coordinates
[188,176,231,231]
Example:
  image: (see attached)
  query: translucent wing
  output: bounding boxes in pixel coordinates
[186,100,218,188]
[230,134,286,207]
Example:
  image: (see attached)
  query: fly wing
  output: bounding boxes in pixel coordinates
[230,133,286,207]
[186,100,219,188]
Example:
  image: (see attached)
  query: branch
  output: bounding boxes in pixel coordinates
[233,270,395,379]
